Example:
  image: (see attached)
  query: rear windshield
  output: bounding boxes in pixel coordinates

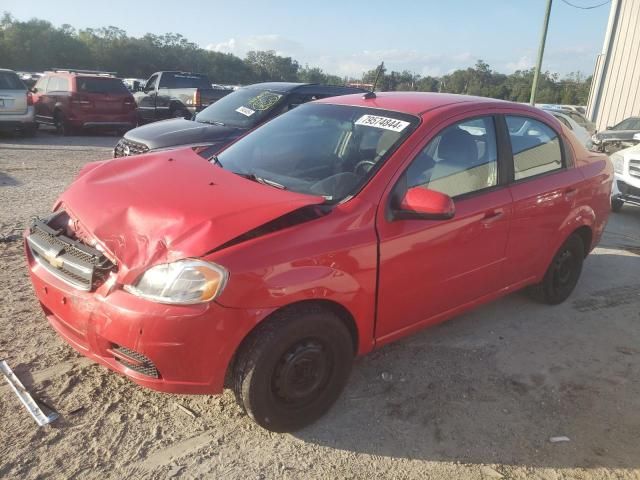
[159,73,211,89]
[0,71,26,90]
[76,77,129,94]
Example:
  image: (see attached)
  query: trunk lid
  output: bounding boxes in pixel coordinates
[58,148,324,281]
[74,76,135,114]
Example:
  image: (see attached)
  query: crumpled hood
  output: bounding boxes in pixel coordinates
[126,118,245,150]
[58,149,323,281]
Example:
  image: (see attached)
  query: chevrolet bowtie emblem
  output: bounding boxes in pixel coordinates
[43,249,64,269]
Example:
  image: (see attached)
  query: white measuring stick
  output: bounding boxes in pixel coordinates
[0,360,59,426]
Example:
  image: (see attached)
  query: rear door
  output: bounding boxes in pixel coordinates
[375,114,513,342]
[75,77,131,115]
[502,115,584,286]
[0,71,28,116]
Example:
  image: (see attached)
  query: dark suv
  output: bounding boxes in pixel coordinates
[32,70,137,135]
[114,82,366,157]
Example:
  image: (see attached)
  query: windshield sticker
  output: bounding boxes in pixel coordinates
[236,106,256,117]
[355,115,410,132]
[247,91,283,111]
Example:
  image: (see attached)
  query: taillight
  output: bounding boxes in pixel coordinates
[27,92,33,106]
[193,90,201,106]
[70,94,91,106]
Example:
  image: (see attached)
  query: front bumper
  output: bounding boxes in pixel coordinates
[612,174,640,207]
[25,237,271,395]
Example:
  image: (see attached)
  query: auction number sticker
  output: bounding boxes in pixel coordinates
[355,115,410,132]
[236,106,255,117]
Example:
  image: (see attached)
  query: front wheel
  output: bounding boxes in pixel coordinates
[232,305,354,432]
[611,197,624,213]
[529,234,584,305]
[54,112,74,136]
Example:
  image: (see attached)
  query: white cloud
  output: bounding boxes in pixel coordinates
[505,55,533,72]
[207,35,302,58]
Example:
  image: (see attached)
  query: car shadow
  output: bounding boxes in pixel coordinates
[296,250,640,469]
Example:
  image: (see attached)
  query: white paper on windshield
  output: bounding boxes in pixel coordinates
[355,114,410,132]
[236,106,255,117]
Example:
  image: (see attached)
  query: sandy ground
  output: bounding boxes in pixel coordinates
[1,130,640,480]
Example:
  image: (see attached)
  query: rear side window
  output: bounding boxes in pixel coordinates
[159,73,211,89]
[506,116,562,180]
[0,71,25,90]
[48,77,70,92]
[76,77,128,94]
[404,116,498,198]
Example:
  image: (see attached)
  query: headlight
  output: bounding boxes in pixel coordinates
[124,259,228,304]
[634,133,640,141]
[610,153,624,174]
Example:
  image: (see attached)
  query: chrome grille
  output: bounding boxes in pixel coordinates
[114,137,149,157]
[629,159,640,178]
[26,212,115,291]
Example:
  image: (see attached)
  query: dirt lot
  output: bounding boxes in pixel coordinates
[1,131,640,480]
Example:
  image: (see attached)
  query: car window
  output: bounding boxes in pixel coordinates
[613,118,640,130]
[506,116,562,180]
[145,75,159,91]
[47,77,62,92]
[76,77,127,93]
[0,71,25,90]
[158,73,211,89]
[552,114,572,130]
[195,88,287,128]
[405,116,498,198]
[34,76,49,92]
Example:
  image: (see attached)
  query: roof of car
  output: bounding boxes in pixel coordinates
[316,91,511,115]
[244,82,367,94]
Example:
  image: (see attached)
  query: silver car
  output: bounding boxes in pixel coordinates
[0,68,37,135]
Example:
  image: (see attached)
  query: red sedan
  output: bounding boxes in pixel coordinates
[25,92,612,432]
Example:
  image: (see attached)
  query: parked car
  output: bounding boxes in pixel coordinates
[114,82,366,158]
[133,71,231,123]
[538,104,595,134]
[609,142,640,212]
[544,109,591,148]
[32,70,137,135]
[0,68,37,135]
[591,116,640,153]
[24,93,612,432]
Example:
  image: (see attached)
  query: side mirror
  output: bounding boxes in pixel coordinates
[30,87,37,94]
[394,187,455,220]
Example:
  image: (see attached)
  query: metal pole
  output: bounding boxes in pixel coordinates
[530,0,553,106]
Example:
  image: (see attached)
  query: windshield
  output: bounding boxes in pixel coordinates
[613,118,640,131]
[216,103,418,203]
[195,88,286,128]
[77,77,129,94]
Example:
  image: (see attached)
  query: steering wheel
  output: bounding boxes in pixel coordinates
[353,160,376,176]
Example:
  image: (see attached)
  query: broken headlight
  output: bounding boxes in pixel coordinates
[124,259,228,304]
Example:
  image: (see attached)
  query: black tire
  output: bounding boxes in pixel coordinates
[54,112,73,136]
[529,234,584,305]
[232,304,354,432]
[611,197,624,213]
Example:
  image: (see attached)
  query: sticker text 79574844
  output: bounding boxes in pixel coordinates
[355,115,410,132]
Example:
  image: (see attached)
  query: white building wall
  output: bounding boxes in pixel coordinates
[587,0,640,131]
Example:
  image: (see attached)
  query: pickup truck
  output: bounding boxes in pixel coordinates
[133,71,232,123]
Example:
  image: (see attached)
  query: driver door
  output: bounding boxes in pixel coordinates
[375,115,512,342]
[135,74,158,122]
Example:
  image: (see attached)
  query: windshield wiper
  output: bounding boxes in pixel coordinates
[234,172,287,190]
[210,155,224,168]
[197,119,226,126]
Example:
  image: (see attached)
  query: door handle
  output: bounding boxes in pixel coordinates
[481,209,504,227]
[564,188,578,200]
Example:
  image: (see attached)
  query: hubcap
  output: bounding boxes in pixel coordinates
[553,249,574,287]
[272,339,331,405]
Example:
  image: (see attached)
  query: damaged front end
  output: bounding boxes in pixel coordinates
[26,211,116,292]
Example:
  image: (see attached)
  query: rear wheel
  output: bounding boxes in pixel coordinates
[529,234,584,305]
[611,197,624,213]
[54,112,74,136]
[232,305,354,432]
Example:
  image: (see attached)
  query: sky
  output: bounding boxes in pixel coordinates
[3,0,612,78]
